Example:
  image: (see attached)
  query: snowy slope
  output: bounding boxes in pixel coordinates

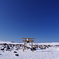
[0,48,59,59]
[0,41,59,59]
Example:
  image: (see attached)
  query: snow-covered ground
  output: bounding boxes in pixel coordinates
[0,41,59,59]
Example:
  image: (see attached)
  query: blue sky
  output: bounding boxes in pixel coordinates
[0,0,59,43]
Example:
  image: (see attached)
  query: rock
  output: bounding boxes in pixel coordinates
[14,51,17,53]
[15,54,19,56]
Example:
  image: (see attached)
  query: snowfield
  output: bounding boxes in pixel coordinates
[0,41,59,59]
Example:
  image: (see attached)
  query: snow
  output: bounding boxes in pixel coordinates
[56,47,59,50]
[0,48,59,59]
[34,42,59,45]
[0,41,59,59]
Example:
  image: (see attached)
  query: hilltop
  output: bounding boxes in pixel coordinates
[0,41,59,59]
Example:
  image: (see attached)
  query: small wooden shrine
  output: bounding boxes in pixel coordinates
[22,38,35,51]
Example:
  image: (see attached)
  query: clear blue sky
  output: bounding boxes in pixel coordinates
[0,0,59,43]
